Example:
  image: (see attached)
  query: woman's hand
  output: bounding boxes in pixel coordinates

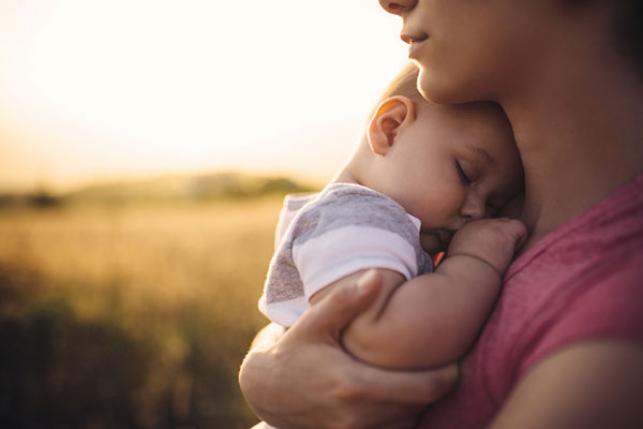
[239,272,459,429]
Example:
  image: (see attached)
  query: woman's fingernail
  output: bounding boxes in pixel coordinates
[356,271,376,295]
[357,280,371,295]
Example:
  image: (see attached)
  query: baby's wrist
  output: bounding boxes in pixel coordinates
[447,252,504,279]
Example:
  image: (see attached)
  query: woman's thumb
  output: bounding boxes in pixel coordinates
[295,270,382,340]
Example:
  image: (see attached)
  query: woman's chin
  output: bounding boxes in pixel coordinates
[417,68,480,105]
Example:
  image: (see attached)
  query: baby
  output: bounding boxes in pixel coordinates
[258,63,525,377]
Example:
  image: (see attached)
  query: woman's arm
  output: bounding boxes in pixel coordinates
[239,273,458,429]
[490,340,643,428]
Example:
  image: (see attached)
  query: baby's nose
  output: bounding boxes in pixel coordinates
[461,196,486,221]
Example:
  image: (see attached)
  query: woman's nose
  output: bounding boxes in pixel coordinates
[379,0,417,16]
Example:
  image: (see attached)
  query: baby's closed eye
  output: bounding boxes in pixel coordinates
[455,159,479,185]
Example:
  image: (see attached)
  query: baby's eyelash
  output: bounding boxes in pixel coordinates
[486,203,500,215]
[455,161,471,184]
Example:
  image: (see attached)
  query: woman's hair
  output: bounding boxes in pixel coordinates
[568,0,642,76]
[612,0,643,76]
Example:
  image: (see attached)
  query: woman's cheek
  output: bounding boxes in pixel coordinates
[416,54,478,104]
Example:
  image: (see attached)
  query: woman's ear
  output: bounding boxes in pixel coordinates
[368,96,416,156]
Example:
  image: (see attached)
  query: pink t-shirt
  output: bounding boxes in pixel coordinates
[420,173,643,428]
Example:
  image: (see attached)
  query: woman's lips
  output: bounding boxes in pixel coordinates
[402,31,429,60]
[408,40,426,60]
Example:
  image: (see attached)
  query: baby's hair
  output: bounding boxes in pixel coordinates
[377,62,424,104]
[366,63,423,121]
[371,63,509,125]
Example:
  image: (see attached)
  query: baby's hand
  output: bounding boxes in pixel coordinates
[448,218,527,274]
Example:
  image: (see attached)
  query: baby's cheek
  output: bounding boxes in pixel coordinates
[433,188,465,226]
[410,181,464,228]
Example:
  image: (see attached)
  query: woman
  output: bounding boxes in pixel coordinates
[239,0,643,427]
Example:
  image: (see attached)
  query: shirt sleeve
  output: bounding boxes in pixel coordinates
[519,259,643,377]
[273,193,318,250]
[290,187,430,301]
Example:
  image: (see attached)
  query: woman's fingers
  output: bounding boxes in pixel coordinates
[354,363,459,404]
[242,270,459,428]
[249,323,286,350]
[292,270,382,341]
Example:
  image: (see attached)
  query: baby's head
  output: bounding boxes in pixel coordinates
[348,64,523,251]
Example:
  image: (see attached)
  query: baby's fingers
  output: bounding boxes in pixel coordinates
[496,218,528,246]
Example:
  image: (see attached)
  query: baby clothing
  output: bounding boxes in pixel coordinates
[259,183,432,327]
[255,183,432,429]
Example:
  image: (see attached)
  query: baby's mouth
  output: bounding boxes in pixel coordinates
[436,229,455,249]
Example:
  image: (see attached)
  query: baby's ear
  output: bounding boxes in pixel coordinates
[367,96,416,156]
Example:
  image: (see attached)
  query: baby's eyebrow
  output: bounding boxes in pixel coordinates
[465,146,493,164]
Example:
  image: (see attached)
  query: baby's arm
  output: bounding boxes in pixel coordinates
[310,218,526,370]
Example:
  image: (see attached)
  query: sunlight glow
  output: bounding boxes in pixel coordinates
[0,0,407,190]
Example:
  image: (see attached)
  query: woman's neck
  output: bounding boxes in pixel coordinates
[502,56,643,250]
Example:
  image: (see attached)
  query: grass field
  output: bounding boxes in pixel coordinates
[0,197,284,428]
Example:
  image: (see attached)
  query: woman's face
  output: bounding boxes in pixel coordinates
[379,0,552,104]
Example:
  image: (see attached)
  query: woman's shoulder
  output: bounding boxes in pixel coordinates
[505,171,643,366]
[500,174,643,382]
[516,248,643,371]
[467,174,643,410]
[507,172,643,279]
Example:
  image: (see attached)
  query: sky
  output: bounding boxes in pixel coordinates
[0,0,408,191]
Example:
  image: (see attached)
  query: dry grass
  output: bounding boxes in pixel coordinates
[0,198,283,428]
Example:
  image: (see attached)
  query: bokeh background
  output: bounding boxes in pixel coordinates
[0,1,407,427]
